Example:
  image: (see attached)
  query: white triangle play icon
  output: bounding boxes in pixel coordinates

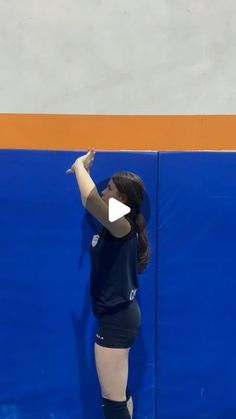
[108,197,131,222]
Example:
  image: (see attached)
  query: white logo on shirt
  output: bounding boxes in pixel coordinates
[91,234,100,247]
[129,289,137,301]
[96,333,104,340]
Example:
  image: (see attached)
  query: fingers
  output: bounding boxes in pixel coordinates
[89,148,96,156]
[91,149,96,160]
[87,148,96,164]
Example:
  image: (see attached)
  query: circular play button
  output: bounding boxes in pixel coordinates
[85,177,150,235]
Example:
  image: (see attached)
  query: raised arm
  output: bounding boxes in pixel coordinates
[66,150,131,238]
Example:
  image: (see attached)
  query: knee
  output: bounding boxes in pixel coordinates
[102,387,131,402]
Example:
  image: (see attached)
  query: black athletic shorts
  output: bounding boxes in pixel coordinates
[95,298,141,348]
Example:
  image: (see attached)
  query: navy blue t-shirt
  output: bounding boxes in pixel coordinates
[89,220,139,318]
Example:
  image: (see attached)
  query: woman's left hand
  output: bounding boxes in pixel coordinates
[66,149,96,174]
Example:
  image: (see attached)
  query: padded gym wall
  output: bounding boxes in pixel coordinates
[2,149,236,418]
[0,149,157,419]
[157,151,236,419]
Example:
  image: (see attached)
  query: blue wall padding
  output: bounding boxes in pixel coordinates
[0,150,157,419]
[157,152,236,419]
[1,150,236,419]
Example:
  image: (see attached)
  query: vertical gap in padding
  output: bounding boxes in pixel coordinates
[155,151,161,419]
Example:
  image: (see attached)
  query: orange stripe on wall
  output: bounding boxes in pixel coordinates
[0,114,236,150]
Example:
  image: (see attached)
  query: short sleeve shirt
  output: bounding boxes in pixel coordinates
[89,220,139,318]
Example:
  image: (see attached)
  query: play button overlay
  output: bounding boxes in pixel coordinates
[83,177,150,235]
[109,197,131,222]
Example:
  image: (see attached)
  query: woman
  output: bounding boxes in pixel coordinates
[66,149,150,419]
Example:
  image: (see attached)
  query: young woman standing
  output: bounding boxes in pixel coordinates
[66,150,150,419]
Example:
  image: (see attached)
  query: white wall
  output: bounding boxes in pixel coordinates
[0,0,235,114]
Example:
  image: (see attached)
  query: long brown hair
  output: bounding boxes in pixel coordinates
[112,171,150,274]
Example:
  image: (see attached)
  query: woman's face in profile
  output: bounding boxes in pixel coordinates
[101,179,125,205]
